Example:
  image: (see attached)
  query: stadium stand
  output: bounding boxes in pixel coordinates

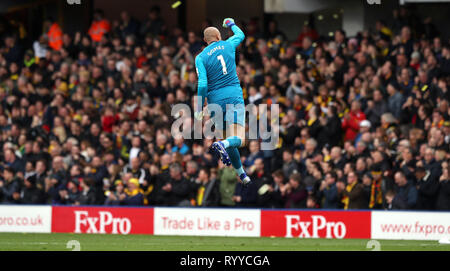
[0,6,449,211]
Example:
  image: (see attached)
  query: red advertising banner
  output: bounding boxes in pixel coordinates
[52,206,153,234]
[261,210,371,239]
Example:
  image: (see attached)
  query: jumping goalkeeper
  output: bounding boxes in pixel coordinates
[194,18,251,186]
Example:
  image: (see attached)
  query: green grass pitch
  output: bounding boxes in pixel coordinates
[0,233,449,251]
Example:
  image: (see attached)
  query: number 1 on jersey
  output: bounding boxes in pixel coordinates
[217,55,228,75]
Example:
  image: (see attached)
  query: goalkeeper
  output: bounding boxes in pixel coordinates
[194,18,251,186]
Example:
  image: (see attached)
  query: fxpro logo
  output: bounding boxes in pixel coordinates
[67,0,81,4]
[74,210,131,234]
[285,215,347,239]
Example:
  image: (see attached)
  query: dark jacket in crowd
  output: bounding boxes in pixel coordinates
[364,100,387,128]
[395,181,418,209]
[20,176,46,204]
[77,188,98,205]
[323,115,343,147]
[281,125,300,147]
[387,194,409,210]
[0,177,22,203]
[149,170,170,205]
[197,179,220,207]
[387,92,404,119]
[167,177,191,206]
[122,191,145,206]
[255,172,285,208]
[234,181,258,207]
[320,183,340,209]
[91,165,109,204]
[284,186,307,209]
[436,179,450,210]
[282,161,299,179]
[416,170,440,210]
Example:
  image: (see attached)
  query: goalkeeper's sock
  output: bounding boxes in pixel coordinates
[226,147,244,174]
[221,136,241,149]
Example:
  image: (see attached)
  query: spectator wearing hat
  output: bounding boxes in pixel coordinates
[122,178,146,206]
[355,120,371,146]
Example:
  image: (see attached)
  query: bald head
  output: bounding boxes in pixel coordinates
[203,27,221,44]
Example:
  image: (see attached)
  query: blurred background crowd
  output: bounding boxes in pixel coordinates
[0,4,449,210]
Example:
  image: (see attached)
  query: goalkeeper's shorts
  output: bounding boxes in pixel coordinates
[208,95,245,129]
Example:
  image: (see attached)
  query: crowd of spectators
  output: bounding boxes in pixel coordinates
[0,6,449,210]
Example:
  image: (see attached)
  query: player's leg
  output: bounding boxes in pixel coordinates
[209,103,232,167]
[210,97,250,185]
[224,123,251,186]
[220,122,245,148]
[223,103,251,185]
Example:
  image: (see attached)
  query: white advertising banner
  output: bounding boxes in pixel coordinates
[0,206,52,233]
[371,211,450,240]
[154,208,260,237]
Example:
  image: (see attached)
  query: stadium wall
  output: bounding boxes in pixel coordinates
[1,206,450,241]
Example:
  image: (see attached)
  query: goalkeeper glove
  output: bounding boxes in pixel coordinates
[222,18,235,28]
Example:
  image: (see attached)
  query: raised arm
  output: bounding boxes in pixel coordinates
[195,55,208,114]
[223,18,245,49]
